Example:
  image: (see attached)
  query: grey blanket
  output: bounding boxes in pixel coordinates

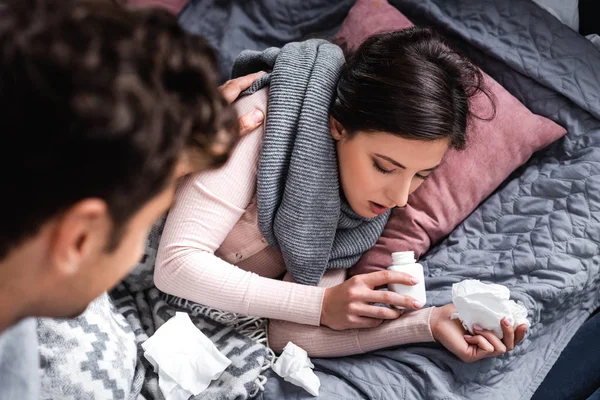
[256,0,600,399]
[179,0,357,82]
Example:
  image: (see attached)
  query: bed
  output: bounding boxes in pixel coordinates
[178,0,600,399]
[37,0,600,399]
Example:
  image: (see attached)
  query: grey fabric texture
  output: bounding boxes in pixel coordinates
[231,40,390,286]
[587,34,600,50]
[179,0,356,82]
[37,218,270,400]
[531,0,579,31]
[0,319,40,400]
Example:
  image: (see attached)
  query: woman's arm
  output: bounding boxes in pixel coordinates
[156,88,426,330]
[155,89,325,326]
[267,271,526,358]
[268,270,435,357]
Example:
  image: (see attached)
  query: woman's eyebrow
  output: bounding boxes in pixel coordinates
[374,153,439,172]
[374,153,406,169]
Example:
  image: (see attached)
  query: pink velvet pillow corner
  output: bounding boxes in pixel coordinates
[121,0,188,15]
[342,0,567,275]
[336,0,413,44]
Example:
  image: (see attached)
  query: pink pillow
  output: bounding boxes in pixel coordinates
[121,0,188,15]
[345,0,567,274]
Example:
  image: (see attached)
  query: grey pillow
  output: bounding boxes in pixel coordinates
[532,0,579,31]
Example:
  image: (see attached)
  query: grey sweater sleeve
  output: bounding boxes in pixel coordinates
[0,318,40,400]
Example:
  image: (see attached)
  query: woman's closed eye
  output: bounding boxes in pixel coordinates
[373,160,430,180]
[373,161,394,174]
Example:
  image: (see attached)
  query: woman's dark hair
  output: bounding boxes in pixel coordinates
[331,27,495,150]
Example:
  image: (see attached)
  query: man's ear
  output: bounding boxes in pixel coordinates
[49,199,109,277]
[329,116,347,141]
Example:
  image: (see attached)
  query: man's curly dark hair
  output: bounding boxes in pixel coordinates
[0,0,238,258]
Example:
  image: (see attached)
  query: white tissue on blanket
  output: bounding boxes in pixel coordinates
[142,312,231,400]
[272,342,320,396]
[451,280,530,339]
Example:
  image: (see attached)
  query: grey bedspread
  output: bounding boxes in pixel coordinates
[254,1,600,399]
[179,0,355,81]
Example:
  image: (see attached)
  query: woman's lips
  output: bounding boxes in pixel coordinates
[369,201,389,215]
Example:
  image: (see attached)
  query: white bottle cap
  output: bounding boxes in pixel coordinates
[391,251,416,265]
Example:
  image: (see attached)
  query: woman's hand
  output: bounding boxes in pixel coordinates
[218,71,266,135]
[430,304,528,363]
[321,270,424,330]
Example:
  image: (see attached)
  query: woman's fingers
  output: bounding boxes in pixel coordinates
[464,334,494,352]
[354,303,403,320]
[473,325,507,354]
[514,324,528,345]
[219,71,267,103]
[237,110,264,135]
[218,72,267,136]
[501,318,515,351]
[359,270,418,288]
[364,289,422,310]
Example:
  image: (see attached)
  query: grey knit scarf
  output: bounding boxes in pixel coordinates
[232,39,390,286]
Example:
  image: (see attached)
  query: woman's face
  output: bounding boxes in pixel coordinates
[331,118,449,218]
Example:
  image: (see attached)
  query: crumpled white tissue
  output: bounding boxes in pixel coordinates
[451,280,530,339]
[142,312,231,400]
[272,342,320,396]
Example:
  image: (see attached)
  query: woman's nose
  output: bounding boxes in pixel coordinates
[386,179,411,208]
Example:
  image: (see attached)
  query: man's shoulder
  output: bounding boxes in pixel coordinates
[0,318,40,400]
[0,318,37,351]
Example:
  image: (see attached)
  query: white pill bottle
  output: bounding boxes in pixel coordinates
[387,251,427,308]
